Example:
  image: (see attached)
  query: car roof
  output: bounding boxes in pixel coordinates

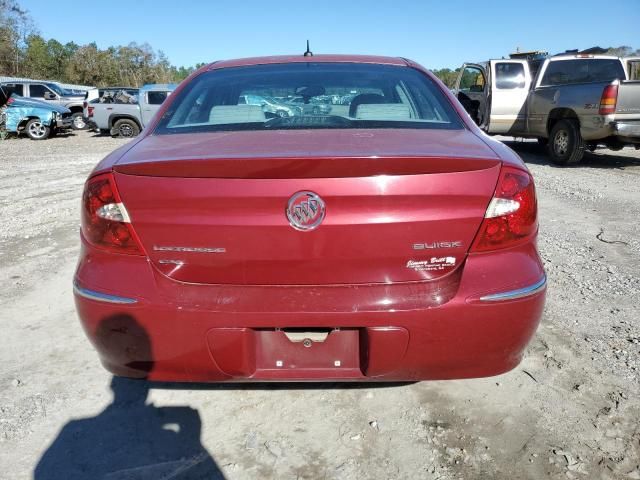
[548,54,621,61]
[207,54,409,70]
[1,80,59,84]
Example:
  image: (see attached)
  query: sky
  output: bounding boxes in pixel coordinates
[18,0,640,70]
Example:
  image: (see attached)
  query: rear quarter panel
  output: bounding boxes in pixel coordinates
[93,103,141,129]
[528,82,612,139]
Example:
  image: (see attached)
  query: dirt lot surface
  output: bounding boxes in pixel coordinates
[1,131,639,479]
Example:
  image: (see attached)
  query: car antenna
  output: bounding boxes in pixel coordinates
[303,40,313,57]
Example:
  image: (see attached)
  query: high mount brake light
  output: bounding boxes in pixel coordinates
[81,173,144,255]
[599,83,618,115]
[471,166,537,252]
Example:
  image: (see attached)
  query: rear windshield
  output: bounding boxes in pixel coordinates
[155,62,463,134]
[540,59,626,86]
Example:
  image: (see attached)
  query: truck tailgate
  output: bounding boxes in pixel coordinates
[616,81,640,117]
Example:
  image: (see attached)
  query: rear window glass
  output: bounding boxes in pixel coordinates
[495,63,526,89]
[147,91,169,105]
[541,59,625,86]
[155,63,463,134]
[2,83,23,96]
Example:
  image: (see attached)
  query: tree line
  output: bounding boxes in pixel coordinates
[0,0,201,86]
[1,1,637,89]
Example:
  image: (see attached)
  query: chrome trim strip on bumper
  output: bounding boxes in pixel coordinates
[73,282,138,304]
[479,275,547,302]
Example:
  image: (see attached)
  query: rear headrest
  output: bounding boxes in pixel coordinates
[355,104,411,120]
[209,105,266,124]
[349,93,387,117]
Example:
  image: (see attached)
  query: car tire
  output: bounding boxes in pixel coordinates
[548,119,585,165]
[113,119,140,138]
[72,113,86,130]
[25,119,51,140]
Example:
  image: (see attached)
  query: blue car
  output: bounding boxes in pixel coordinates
[1,87,72,140]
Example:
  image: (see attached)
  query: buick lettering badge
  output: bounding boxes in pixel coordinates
[286,191,325,231]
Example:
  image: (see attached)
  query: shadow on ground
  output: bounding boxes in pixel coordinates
[35,314,225,480]
[34,377,225,480]
[504,140,640,169]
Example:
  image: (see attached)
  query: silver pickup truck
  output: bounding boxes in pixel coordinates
[454,54,640,164]
[89,84,176,138]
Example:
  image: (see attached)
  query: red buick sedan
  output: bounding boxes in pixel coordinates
[74,55,546,382]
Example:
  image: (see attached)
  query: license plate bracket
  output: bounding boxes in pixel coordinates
[256,328,359,371]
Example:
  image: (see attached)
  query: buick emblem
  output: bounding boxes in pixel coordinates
[286,191,325,231]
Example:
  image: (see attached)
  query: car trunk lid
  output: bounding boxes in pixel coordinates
[113,129,501,285]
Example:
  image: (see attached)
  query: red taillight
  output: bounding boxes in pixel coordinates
[81,173,144,255]
[88,106,94,117]
[471,166,537,252]
[599,83,618,115]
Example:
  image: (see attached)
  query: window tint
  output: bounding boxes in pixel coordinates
[29,84,49,98]
[156,63,463,134]
[459,66,485,92]
[541,59,626,86]
[2,83,23,96]
[495,63,526,89]
[147,91,169,105]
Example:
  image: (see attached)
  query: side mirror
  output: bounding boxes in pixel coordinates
[44,91,57,100]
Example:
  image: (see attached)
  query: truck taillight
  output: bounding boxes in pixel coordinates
[81,173,144,255]
[88,106,94,117]
[471,166,537,252]
[599,83,618,115]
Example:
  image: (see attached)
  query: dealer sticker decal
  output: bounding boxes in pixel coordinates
[407,256,457,271]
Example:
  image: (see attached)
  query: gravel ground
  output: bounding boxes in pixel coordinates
[0,131,639,479]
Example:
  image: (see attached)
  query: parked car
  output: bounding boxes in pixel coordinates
[454,54,640,164]
[89,84,176,137]
[286,95,332,114]
[0,87,72,140]
[0,80,86,130]
[74,55,546,383]
[239,94,299,117]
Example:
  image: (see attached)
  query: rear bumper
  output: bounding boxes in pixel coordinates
[74,239,546,382]
[613,121,640,143]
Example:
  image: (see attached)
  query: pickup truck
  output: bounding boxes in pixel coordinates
[1,87,72,140]
[0,80,86,130]
[454,54,640,164]
[88,84,176,138]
